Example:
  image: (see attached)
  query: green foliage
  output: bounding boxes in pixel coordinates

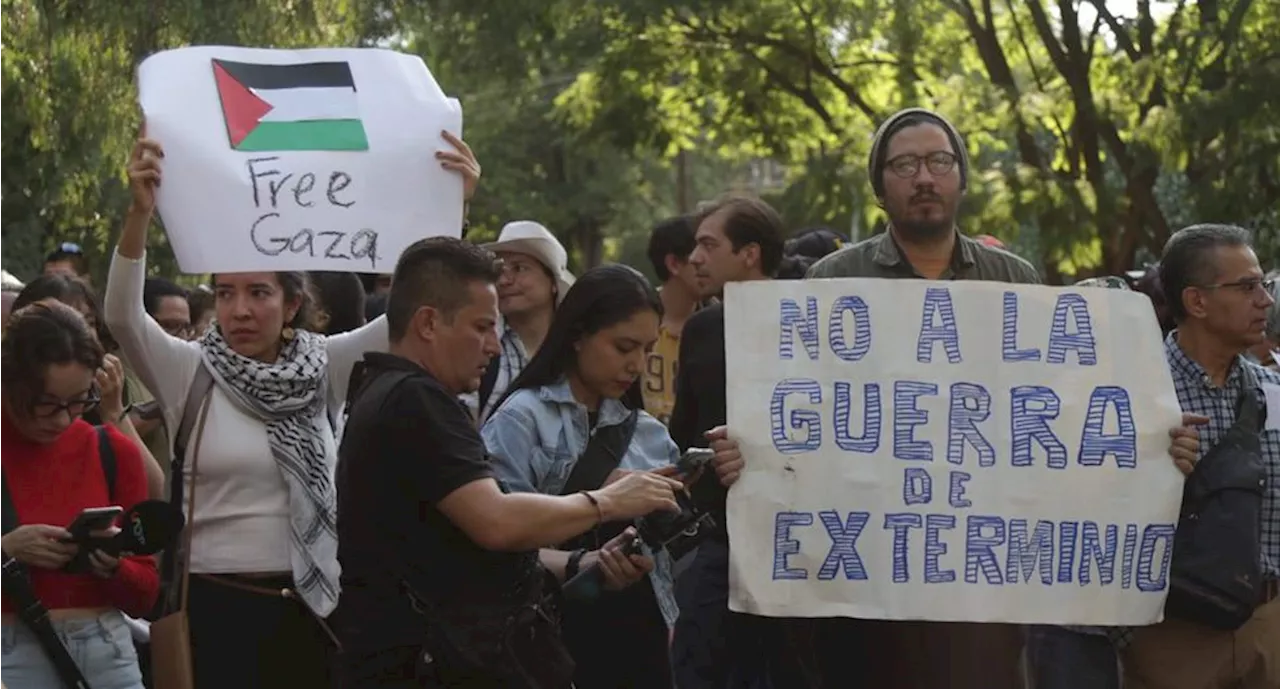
[1,0,364,281]
[4,0,1277,284]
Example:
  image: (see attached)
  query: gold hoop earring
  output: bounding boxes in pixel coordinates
[281,327,295,342]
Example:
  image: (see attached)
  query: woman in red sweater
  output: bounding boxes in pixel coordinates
[1,299,158,689]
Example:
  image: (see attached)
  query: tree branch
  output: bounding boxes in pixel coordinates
[1084,0,1141,60]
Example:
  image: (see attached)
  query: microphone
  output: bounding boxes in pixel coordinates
[94,500,186,556]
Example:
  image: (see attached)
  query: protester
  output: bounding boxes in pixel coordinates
[106,134,393,688]
[185,285,214,339]
[803,107,1216,689]
[1,300,158,688]
[13,274,116,355]
[142,278,191,339]
[43,242,89,279]
[776,226,849,278]
[464,220,575,423]
[12,275,165,498]
[643,216,700,424]
[333,237,688,688]
[309,271,368,336]
[483,264,684,688]
[1120,224,1278,689]
[668,193,816,687]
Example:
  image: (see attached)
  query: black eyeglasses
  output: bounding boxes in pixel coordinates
[884,151,958,179]
[1199,278,1276,296]
[30,386,101,419]
[157,319,194,338]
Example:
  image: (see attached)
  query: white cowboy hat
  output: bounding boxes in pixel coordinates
[0,269,24,291]
[483,221,576,304]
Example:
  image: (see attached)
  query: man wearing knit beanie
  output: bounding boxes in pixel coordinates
[804,108,1039,689]
[809,107,1038,285]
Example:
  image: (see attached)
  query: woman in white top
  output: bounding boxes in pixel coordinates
[105,131,480,688]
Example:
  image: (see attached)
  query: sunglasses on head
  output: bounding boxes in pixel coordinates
[57,242,84,255]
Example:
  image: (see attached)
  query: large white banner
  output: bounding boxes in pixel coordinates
[139,46,463,274]
[724,279,1184,625]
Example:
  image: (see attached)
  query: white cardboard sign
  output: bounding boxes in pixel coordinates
[724,279,1184,625]
[138,46,464,274]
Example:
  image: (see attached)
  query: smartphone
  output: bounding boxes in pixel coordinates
[66,506,123,539]
[676,448,715,476]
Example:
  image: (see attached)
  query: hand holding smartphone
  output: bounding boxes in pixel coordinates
[65,506,123,541]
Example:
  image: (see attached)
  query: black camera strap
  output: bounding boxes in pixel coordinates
[0,425,120,689]
[560,409,639,498]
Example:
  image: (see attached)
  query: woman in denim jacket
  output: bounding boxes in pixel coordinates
[482,265,683,689]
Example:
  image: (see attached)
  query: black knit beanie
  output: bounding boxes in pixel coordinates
[868,108,970,198]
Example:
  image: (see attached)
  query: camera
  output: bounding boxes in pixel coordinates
[631,448,718,560]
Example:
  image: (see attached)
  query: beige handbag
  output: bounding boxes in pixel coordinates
[149,370,213,689]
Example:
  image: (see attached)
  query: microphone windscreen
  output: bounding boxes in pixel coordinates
[113,500,185,555]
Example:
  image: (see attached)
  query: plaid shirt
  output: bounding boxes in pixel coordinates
[461,319,531,423]
[1097,332,1280,648]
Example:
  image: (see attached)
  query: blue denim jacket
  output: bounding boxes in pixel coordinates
[480,378,680,628]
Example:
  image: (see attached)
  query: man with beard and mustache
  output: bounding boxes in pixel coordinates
[806,108,1038,689]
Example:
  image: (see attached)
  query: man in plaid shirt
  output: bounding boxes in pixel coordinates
[1118,225,1280,689]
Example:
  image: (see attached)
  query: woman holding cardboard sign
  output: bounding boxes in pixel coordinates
[105,127,480,689]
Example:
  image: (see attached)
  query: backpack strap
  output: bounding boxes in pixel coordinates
[476,356,501,418]
[561,409,640,497]
[96,426,117,503]
[173,363,215,474]
[1234,362,1264,435]
[2,456,95,688]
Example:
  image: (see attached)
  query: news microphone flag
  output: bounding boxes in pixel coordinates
[212,58,370,152]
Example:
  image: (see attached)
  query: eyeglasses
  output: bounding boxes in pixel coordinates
[884,151,958,179]
[57,242,84,255]
[1198,278,1276,296]
[157,319,194,338]
[30,386,101,419]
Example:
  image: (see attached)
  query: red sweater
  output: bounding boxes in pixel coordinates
[2,415,159,617]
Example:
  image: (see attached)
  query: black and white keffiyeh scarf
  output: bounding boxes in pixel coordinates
[200,325,340,616]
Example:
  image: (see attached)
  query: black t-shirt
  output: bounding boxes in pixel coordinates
[335,352,538,649]
[668,303,730,541]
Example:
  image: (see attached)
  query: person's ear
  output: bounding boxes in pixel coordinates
[414,305,441,342]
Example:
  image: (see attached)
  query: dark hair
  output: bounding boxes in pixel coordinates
[785,227,848,260]
[647,216,696,282]
[365,292,388,321]
[1158,224,1252,323]
[1131,265,1175,335]
[308,271,367,336]
[209,271,323,333]
[692,194,787,277]
[775,255,816,280]
[387,237,503,341]
[143,277,188,317]
[12,274,115,351]
[187,285,215,326]
[1,299,105,411]
[500,264,662,412]
[44,242,88,276]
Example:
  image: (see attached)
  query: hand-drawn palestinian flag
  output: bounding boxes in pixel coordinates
[212,59,369,152]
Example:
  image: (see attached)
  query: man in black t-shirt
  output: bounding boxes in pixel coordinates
[333,237,683,688]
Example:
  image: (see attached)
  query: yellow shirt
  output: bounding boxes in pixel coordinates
[643,323,681,425]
